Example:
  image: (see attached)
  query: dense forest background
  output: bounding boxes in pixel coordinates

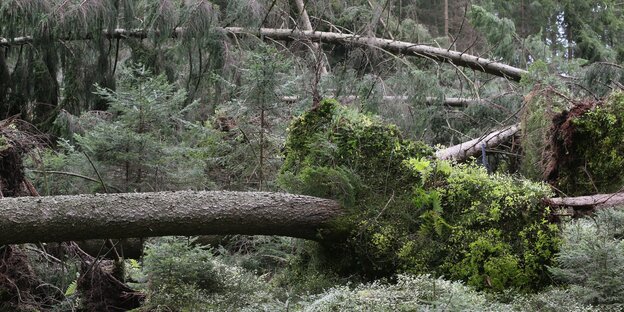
[2,0,624,311]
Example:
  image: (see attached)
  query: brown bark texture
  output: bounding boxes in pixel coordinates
[0,27,527,81]
[0,191,343,245]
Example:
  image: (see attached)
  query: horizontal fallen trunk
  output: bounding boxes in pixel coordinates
[436,124,520,160]
[546,192,624,209]
[0,191,343,245]
[0,27,527,81]
[226,28,527,81]
[281,95,484,107]
[1,184,621,247]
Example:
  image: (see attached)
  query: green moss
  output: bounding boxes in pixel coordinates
[401,162,558,291]
[557,92,624,195]
[281,98,433,196]
[0,135,8,153]
[279,99,559,291]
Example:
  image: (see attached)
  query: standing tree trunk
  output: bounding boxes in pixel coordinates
[0,49,11,116]
[292,0,328,75]
[444,0,449,39]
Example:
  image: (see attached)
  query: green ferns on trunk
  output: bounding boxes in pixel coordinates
[279,99,558,291]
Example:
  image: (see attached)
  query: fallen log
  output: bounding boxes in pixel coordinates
[546,192,624,209]
[0,27,527,81]
[225,27,527,81]
[435,124,520,161]
[2,177,622,247]
[0,191,343,246]
[280,95,484,107]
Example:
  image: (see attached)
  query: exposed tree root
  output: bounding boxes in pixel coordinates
[543,100,598,184]
[0,246,42,311]
[68,242,144,311]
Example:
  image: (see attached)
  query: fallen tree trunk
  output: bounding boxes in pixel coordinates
[0,191,343,245]
[1,179,622,247]
[0,27,527,81]
[546,192,624,209]
[436,124,520,161]
[281,95,484,107]
[226,28,527,81]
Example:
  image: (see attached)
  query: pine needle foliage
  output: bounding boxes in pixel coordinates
[31,65,216,193]
[551,208,624,305]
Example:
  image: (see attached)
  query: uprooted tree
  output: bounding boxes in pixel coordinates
[4,97,624,295]
[3,2,624,311]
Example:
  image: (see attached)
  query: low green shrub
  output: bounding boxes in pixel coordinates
[410,162,558,291]
[139,237,285,311]
[550,208,624,305]
[300,274,597,312]
[141,237,221,310]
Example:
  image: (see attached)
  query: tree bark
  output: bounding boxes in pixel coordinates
[0,48,11,112]
[291,0,328,75]
[280,95,484,107]
[2,167,622,248]
[0,27,528,81]
[0,191,343,246]
[444,0,449,39]
[436,124,520,160]
[546,192,624,209]
[367,0,394,40]
[225,28,527,81]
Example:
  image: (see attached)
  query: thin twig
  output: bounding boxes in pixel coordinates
[83,153,121,262]
[83,152,108,194]
[28,170,123,192]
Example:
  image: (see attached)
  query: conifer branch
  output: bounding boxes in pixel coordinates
[0,27,528,81]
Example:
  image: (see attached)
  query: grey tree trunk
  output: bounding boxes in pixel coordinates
[0,191,343,245]
[546,192,624,209]
[280,95,485,107]
[226,28,527,81]
[436,124,520,160]
[1,27,527,81]
[292,0,328,75]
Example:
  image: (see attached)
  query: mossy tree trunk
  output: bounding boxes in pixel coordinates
[0,191,343,245]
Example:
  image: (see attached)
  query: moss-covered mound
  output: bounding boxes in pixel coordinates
[522,90,624,196]
[280,99,559,291]
[280,98,433,201]
[555,92,624,195]
[408,162,557,291]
